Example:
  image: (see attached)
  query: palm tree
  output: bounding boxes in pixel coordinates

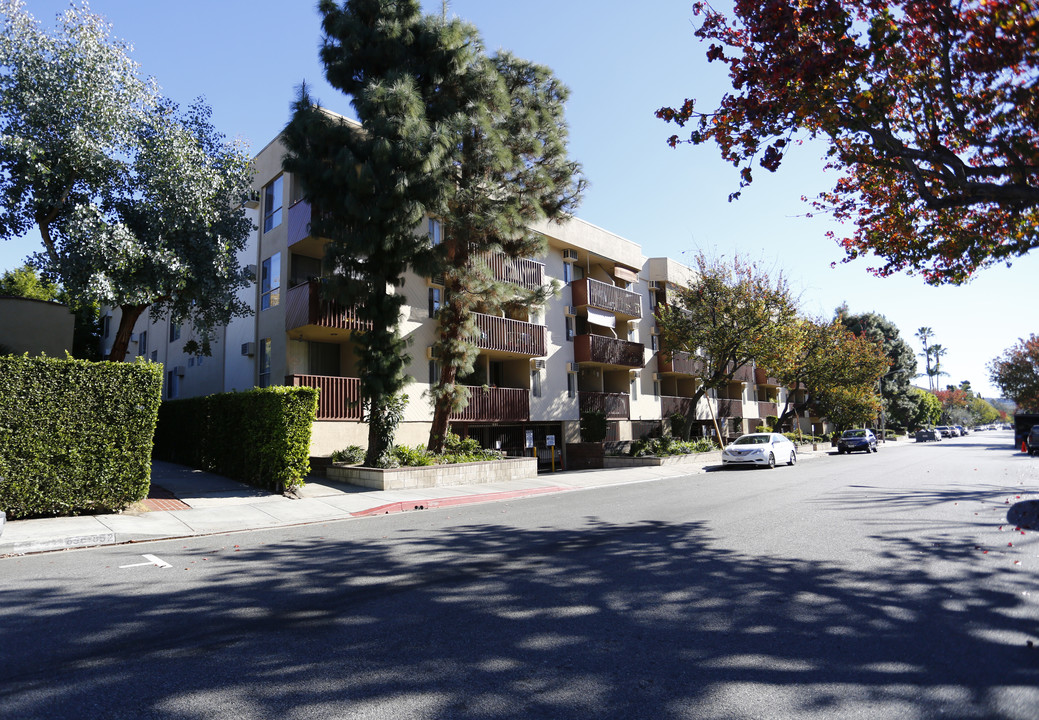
[916,327,934,391]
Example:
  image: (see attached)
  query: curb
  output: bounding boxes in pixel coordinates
[348,485,571,517]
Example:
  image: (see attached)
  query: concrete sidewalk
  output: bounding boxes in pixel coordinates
[0,443,850,556]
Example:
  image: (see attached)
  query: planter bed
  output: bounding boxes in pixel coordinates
[327,456,538,491]
[604,451,722,468]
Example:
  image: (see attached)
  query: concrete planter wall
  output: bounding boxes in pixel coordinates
[326,457,537,491]
[604,451,721,468]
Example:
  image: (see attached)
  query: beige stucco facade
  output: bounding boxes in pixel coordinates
[0,297,75,357]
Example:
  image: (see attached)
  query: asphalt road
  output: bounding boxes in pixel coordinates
[2,431,1037,719]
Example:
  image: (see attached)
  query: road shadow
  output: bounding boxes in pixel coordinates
[1,515,1037,719]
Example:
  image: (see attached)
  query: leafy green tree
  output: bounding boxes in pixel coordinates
[989,335,1039,412]
[909,387,942,428]
[658,1,1038,285]
[0,2,253,361]
[425,50,584,454]
[0,264,59,300]
[761,316,887,431]
[282,0,468,467]
[657,253,799,439]
[814,383,881,431]
[838,307,918,431]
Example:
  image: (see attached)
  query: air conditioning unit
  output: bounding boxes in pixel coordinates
[652,372,662,382]
[241,342,256,357]
[630,370,641,379]
[174,366,186,377]
[425,346,436,361]
[650,326,660,335]
[532,358,547,369]
[565,305,577,317]
[628,319,639,328]
[426,274,445,287]
[562,248,578,262]
[567,362,580,373]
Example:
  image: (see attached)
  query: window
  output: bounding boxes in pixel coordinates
[263,175,283,233]
[564,316,574,342]
[262,253,281,310]
[628,324,636,342]
[428,218,442,246]
[562,262,573,284]
[567,373,575,399]
[258,338,271,388]
[428,287,442,317]
[137,331,147,357]
[150,350,158,362]
[429,360,440,386]
[630,377,639,400]
[166,370,179,399]
[169,322,181,342]
[651,335,659,352]
[531,369,542,398]
[653,381,660,397]
[102,315,111,339]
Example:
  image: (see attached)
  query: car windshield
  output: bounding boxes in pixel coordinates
[843,430,867,438]
[733,435,770,445]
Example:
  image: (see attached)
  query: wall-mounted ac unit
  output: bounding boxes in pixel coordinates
[241,342,256,357]
[562,248,578,262]
[652,372,662,382]
[426,274,445,287]
[531,358,547,369]
[650,326,660,335]
[565,305,577,317]
[425,346,436,361]
[628,319,639,328]
[174,366,186,377]
[567,362,580,373]
[649,280,666,291]
[630,370,641,379]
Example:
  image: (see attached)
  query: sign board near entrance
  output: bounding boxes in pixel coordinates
[525,430,534,449]
[546,434,555,447]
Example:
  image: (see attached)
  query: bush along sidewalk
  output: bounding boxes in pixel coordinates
[0,355,163,519]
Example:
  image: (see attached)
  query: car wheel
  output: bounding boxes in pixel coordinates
[767,452,775,469]
[838,448,845,455]
[788,449,797,466]
[872,445,878,453]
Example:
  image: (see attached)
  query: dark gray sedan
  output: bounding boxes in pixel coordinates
[837,428,878,454]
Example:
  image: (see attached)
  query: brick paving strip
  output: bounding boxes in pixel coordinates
[141,485,192,512]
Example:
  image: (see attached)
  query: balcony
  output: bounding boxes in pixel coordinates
[754,367,781,386]
[285,280,369,334]
[470,313,546,357]
[571,277,642,319]
[726,364,755,383]
[657,350,704,376]
[287,375,361,421]
[574,334,645,368]
[450,386,529,422]
[578,391,630,420]
[661,395,698,418]
[483,254,545,290]
[756,401,779,417]
[715,397,743,417]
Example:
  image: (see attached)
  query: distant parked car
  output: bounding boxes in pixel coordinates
[721,433,797,469]
[936,426,953,438]
[915,428,941,442]
[1027,427,1039,456]
[955,425,968,435]
[838,428,878,454]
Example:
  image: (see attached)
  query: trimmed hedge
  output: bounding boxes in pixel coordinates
[0,355,163,519]
[152,386,317,492]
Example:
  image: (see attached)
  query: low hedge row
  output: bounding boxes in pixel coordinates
[0,355,163,519]
[152,386,317,492]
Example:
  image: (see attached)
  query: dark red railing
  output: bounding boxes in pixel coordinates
[715,397,743,417]
[285,280,369,333]
[661,395,698,417]
[286,375,362,420]
[450,386,529,422]
[574,334,645,368]
[578,391,630,419]
[657,350,704,376]
[470,313,546,356]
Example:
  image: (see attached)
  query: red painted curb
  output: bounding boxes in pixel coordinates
[350,485,570,517]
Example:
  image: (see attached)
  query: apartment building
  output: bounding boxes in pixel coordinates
[105,126,801,463]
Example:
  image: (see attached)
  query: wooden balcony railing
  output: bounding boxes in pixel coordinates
[661,395,698,418]
[578,391,630,420]
[715,397,743,417]
[470,313,546,356]
[730,364,756,383]
[285,280,370,333]
[450,386,529,422]
[756,401,779,417]
[574,334,645,368]
[287,375,361,420]
[482,254,545,290]
[571,277,642,319]
[657,350,704,376]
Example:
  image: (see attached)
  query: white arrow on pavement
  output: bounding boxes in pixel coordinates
[119,554,172,569]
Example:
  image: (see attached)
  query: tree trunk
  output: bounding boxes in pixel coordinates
[106,304,150,362]
[427,360,460,455]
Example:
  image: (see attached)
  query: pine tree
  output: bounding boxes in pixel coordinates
[424,51,585,454]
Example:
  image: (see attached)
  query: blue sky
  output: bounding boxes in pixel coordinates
[7,0,1035,397]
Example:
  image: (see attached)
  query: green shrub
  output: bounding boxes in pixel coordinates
[629,436,715,457]
[392,444,434,466]
[153,386,317,492]
[389,433,501,466]
[0,355,163,519]
[331,445,365,464]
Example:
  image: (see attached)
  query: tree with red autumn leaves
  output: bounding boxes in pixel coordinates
[989,335,1039,411]
[658,0,1039,285]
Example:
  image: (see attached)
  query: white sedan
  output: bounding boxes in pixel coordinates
[721,432,797,469]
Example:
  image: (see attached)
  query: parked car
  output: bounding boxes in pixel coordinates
[956,425,968,435]
[1027,426,1039,456]
[721,432,797,469]
[837,428,878,454]
[915,428,941,442]
[936,426,953,438]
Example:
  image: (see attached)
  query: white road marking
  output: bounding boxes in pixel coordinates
[119,554,172,569]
